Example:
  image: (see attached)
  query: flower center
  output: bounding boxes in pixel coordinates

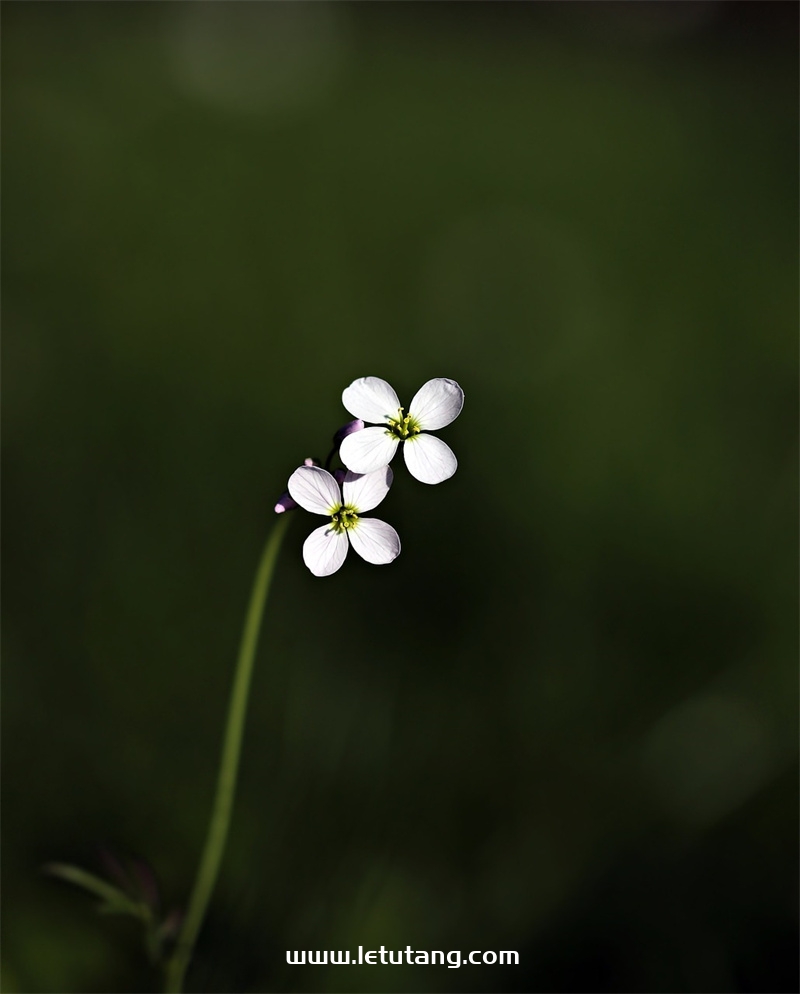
[387,407,421,440]
[330,504,359,533]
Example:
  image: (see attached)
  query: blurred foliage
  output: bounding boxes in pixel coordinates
[2,3,797,993]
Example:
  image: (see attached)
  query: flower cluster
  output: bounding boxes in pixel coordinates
[277,377,464,576]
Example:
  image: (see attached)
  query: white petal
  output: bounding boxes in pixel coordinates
[342,376,401,424]
[348,518,401,566]
[339,427,399,475]
[287,465,341,515]
[302,524,349,576]
[342,466,393,513]
[409,378,464,431]
[403,432,457,484]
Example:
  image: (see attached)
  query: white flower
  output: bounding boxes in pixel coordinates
[287,464,401,577]
[339,376,464,485]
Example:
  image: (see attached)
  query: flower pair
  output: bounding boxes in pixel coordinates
[283,377,464,576]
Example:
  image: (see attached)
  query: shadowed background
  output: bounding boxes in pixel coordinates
[2,3,797,992]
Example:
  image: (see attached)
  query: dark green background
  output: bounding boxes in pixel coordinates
[3,3,797,992]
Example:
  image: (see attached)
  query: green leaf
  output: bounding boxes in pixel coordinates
[43,863,145,920]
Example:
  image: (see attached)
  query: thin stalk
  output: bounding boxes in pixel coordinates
[164,514,291,993]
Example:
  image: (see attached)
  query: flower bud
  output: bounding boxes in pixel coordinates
[274,492,298,514]
[332,419,364,446]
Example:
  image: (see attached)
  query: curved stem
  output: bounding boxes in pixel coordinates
[164,514,291,993]
[323,445,337,471]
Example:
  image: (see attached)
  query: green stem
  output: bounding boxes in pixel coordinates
[164,514,291,993]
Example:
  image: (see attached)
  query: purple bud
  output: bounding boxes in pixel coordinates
[131,858,161,912]
[303,457,319,467]
[274,492,298,514]
[98,847,132,892]
[158,907,184,943]
[332,419,364,446]
[332,468,347,487]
